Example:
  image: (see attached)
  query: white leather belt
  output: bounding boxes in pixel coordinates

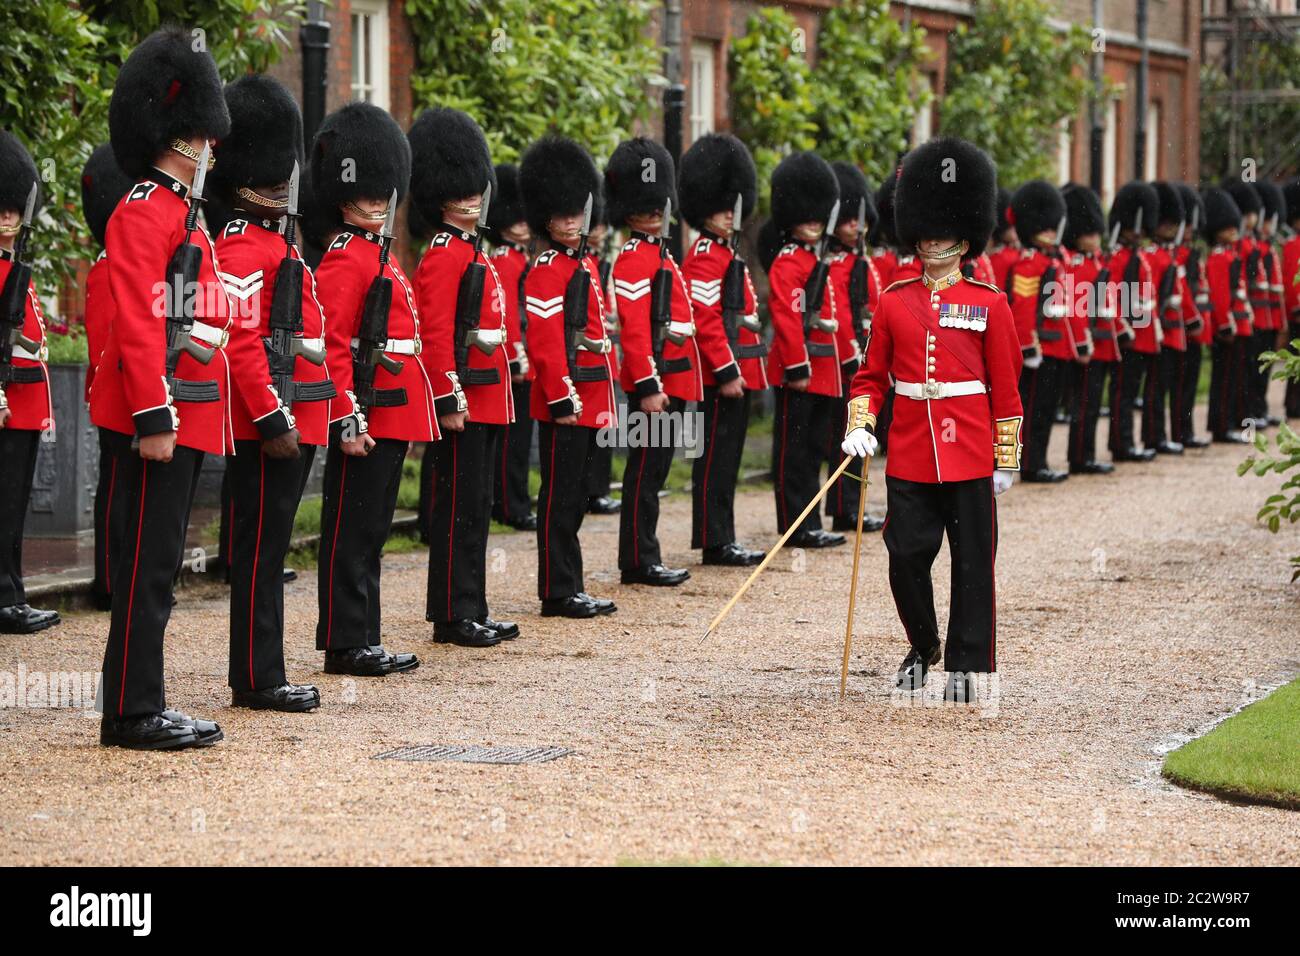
[896,379,987,400]
[191,321,230,348]
[470,326,506,347]
[579,336,613,354]
[265,335,325,351]
[668,320,696,338]
[351,336,421,355]
[12,342,48,362]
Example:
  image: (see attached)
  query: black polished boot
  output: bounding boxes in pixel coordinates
[620,564,691,586]
[702,542,765,566]
[100,713,207,751]
[0,604,60,634]
[586,496,621,515]
[323,646,420,676]
[478,616,520,641]
[896,645,942,692]
[831,514,886,533]
[787,529,846,548]
[231,684,321,712]
[433,619,502,647]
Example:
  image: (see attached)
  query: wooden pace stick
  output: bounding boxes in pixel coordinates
[701,455,855,641]
[840,459,871,699]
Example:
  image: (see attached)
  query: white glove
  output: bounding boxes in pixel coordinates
[1022,351,1043,370]
[841,428,878,459]
[992,470,1014,496]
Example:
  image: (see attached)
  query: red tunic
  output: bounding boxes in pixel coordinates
[892,253,923,283]
[681,232,768,390]
[90,173,233,455]
[315,224,439,442]
[1061,251,1098,359]
[1106,245,1160,354]
[83,253,114,403]
[1260,238,1284,333]
[215,217,332,446]
[613,233,702,401]
[1177,244,1213,347]
[765,241,843,396]
[989,243,1022,292]
[415,225,513,426]
[1204,244,1253,340]
[0,250,52,433]
[1007,247,1077,360]
[490,241,532,380]
[1283,235,1300,325]
[1148,243,1187,353]
[871,247,896,288]
[828,247,866,375]
[848,276,1023,483]
[523,244,617,428]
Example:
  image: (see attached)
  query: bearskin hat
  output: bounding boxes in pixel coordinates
[870,175,898,247]
[757,218,786,274]
[0,131,40,216]
[109,27,230,179]
[1200,187,1242,243]
[1283,179,1300,225]
[80,144,133,247]
[296,166,336,267]
[1108,181,1159,236]
[770,152,839,234]
[896,137,997,257]
[519,135,601,238]
[995,186,1014,236]
[1008,180,1065,247]
[1152,181,1185,227]
[210,74,303,205]
[1254,180,1286,228]
[830,161,874,233]
[310,102,410,227]
[1060,182,1104,250]
[484,162,526,242]
[1222,180,1262,218]
[408,107,495,228]
[678,133,757,232]
[604,137,677,226]
[1176,183,1205,233]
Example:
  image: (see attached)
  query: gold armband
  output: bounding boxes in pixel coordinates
[994,416,1022,471]
[845,395,876,436]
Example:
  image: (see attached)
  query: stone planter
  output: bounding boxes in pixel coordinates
[26,363,97,538]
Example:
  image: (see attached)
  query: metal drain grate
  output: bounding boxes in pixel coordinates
[374,745,573,764]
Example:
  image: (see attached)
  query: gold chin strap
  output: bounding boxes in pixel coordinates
[169,139,215,169]
[917,239,967,263]
[345,200,389,223]
[445,200,482,217]
[0,223,19,236]
[237,187,288,209]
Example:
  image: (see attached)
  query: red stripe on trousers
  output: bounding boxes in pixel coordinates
[118,463,149,715]
[699,394,720,548]
[543,427,557,597]
[445,435,458,621]
[324,454,348,649]
[246,452,266,688]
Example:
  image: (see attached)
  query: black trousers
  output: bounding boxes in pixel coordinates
[426,421,501,624]
[825,383,864,520]
[100,441,205,718]
[417,441,435,541]
[875,391,895,455]
[537,422,597,599]
[1019,356,1066,472]
[1108,348,1146,453]
[691,386,749,549]
[1066,359,1109,466]
[585,429,615,499]
[492,379,534,524]
[771,387,834,535]
[315,435,408,651]
[1174,342,1202,443]
[91,427,131,605]
[216,467,234,577]
[1208,337,1246,438]
[0,427,40,608]
[227,440,316,691]
[1247,328,1271,421]
[618,395,685,570]
[883,475,998,674]
[1141,349,1173,448]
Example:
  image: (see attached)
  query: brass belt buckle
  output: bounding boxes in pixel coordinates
[923,381,941,400]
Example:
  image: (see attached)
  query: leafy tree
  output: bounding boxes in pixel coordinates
[940,0,1091,185]
[811,0,931,185]
[727,6,818,209]
[1200,34,1300,180]
[405,0,662,165]
[1240,341,1300,581]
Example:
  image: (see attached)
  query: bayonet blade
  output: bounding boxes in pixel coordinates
[191,141,211,202]
[660,198,672,240]
[732,192,744,231]
[1191,204,1200,234]
[857,197,867,234]
[287,161,300,218]
[381,188,397,240]
[21,183,36,225]
[477,181,492,232]
[1109,219,1122,249]
[1054,214,1067,246]
[1133,205,1143,236]
[581,192,593,236]
[826,199,841,239]
[1174,219,1185,247]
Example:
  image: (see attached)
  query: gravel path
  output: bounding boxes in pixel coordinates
[1,409,1297,866]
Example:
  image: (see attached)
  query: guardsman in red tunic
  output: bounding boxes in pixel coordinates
[1105,182,1161,461]
[1174,183,1212,447]
[584,199,622,516]
[486,162,538,532]
[1201,187,1253,443]
[311,102,434,675]
[79,144,134,612]
[1282,179,1300,419]
[1059,183,1113,474]
[765,152,845,548]
[90,29,232,749]
[1144,182,1189,455]
[409,109,516,649]
[679,133,766,567]
[1006,180,1070,481]
[821,161,885,535]
[1224,180,1266,432]
[607,137,701,586]
[841,138,1022,704]
[988,187,1021,291]
[0,132,59,635]
[519,136,619,617]
[212,75,329,711]
[1254,181,1287,427]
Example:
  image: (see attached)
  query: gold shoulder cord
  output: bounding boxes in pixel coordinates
[845,395,875,435]
[995,416,1023,470]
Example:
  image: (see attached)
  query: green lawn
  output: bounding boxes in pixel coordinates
[1162,677,1300,810]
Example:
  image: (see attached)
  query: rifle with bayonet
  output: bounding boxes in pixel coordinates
[720,192,749,349]
[1110,209,1141,348]
[454,182,500,387]
[847,196,872,352]
[265,162,331,408]
[1183,203,1206,337]
[1155,217,1185,341]
[800,200,840,337]
[648,198,676,375]
[0,183,42,397]
[162,142,220,405]
[352,189,407,420]
[561,193,596,394]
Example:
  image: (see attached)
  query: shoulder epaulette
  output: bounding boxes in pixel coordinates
[222,219,249,238]
[327,232,353,252]
[535,249,559,266]
[125,181,159,204]
[965,277,1000,294]
[622,238,642,254]
[883,276,922,293]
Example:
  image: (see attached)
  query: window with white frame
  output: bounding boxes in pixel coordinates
[350,0,390,110]
[1103,98,1117,208]
[1057,118,1072,183]
[1145,102,1160,180]
[689,42,716,143]
[911,75,934,146]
